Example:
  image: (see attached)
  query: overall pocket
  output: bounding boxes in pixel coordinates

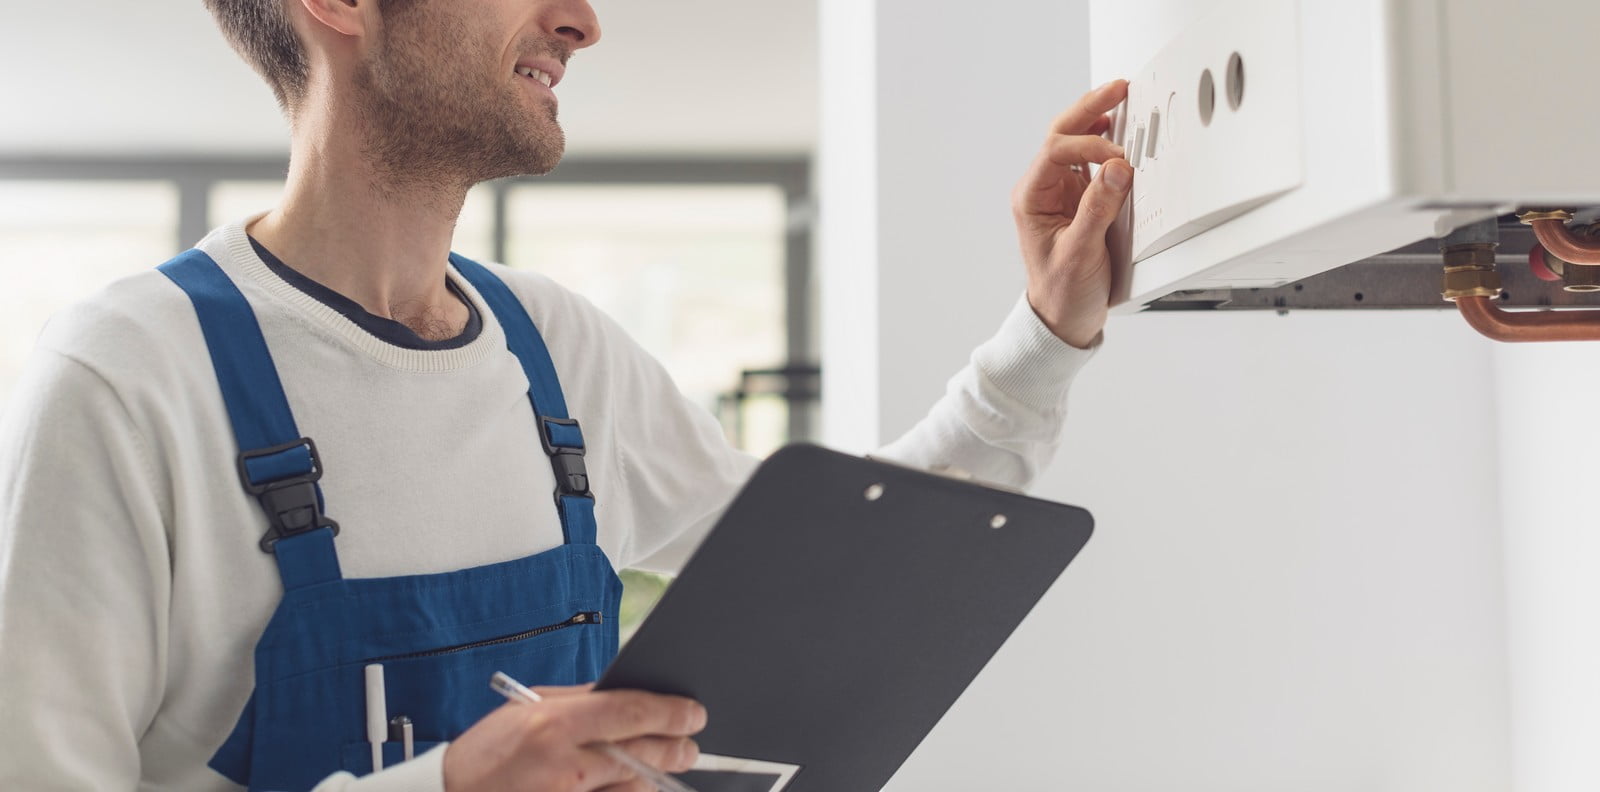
[340,739,449,774]
[368,611,602,664]
[338,611,605,774]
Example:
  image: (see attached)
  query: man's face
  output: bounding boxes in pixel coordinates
[353,0,600,188]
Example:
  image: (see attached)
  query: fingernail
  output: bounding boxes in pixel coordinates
[1111,143,1125,157]
[1104,161,1131,190]
[691,704,709,731]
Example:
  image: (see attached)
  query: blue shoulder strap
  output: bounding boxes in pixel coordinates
[158,250,342,589]
[449,254,598,547]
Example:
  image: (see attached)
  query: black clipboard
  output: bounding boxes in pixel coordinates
[596,444,1094,792]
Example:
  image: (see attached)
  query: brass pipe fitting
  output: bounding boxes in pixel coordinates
[1519,209,1574,224]
[1562,259,1600,292]
[1441,243,1502,301]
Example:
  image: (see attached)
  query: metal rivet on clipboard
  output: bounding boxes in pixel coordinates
[864,484,885,502]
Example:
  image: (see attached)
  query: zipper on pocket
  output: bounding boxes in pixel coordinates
[368,611,602,663]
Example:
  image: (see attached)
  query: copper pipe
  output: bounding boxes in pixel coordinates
[1530,219,1600,265]
[1457,296,1600,342]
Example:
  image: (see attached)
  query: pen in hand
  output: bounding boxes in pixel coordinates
[490,671,701,792]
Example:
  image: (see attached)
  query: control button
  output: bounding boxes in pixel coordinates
[1146,108,1161,159]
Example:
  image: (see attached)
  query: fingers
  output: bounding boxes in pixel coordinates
[1050,79,1129,136]
[444,693,706,792]
[1066,158,1134,242]
[1014,133,1124,219]
[1044,133,1124,169]
[1015,99,1124,220]
[560,690,708,744]
[1039,133,1124,202]
[613,735,700,774]
[532,682,596,699]
[576,738,697,792]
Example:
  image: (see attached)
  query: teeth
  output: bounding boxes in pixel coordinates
[515,66,554,87]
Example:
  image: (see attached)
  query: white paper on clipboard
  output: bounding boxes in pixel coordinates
[686,753,803,791]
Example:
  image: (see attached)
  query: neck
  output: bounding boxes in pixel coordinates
[249,111,472,339]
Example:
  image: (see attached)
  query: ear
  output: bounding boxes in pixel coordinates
[297,0,369,38]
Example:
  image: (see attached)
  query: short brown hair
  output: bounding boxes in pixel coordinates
[203,0,309,111]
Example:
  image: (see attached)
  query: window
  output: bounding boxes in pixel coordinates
[0,181,179,411]
[503,183,796,639]
[504,184,789,447]
[208,180,284,229]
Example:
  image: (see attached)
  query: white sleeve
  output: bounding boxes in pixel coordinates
[600,323,761,574]
[0,350,171,790]
[619,293,1093,574]
[874,293,1097,489]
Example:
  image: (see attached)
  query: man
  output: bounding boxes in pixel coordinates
[0,0,1131,789]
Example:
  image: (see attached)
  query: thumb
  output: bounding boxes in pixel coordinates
[1071,158,1132,241]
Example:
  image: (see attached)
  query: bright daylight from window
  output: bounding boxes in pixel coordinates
[0,181,178,409]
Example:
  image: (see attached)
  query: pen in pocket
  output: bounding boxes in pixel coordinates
[365,664,387,772]
[389,716,414,762]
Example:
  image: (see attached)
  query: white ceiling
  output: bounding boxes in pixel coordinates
[0,1,817,157]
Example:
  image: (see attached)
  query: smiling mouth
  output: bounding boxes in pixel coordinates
[515,65,554,87]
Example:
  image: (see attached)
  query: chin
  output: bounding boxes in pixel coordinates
[519,130,566,176]
[467,126,565,182]
[514,147,563,178]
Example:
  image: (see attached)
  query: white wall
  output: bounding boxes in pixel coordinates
[1495,344,1600,792]
[820,1,1513,788]
[820,0,1091,450]
[992,312,1508,791]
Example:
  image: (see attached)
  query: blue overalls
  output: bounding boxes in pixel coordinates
[157,249,623,791]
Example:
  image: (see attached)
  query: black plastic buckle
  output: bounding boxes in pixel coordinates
[538,417,592,501]
[236,438,341,553]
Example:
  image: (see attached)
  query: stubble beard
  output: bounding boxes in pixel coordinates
[353,9,566,197]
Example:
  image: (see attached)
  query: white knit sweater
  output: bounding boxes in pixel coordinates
[0,218,1094,790]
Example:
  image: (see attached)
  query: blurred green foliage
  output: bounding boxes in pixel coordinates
[618,569,674,644]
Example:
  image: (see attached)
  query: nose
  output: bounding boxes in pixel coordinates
[546,0,602,49]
